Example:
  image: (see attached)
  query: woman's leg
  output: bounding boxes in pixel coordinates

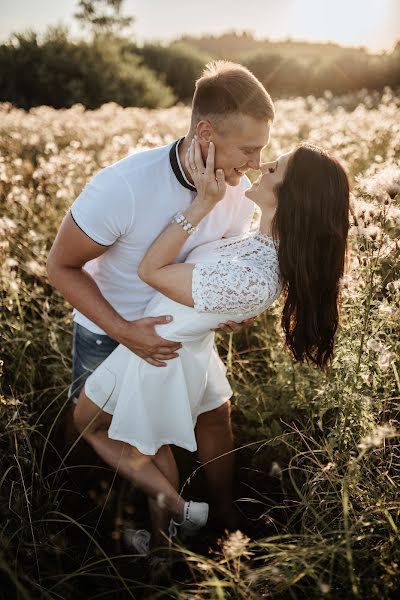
[148,445,180,549]
[73,390,185,521]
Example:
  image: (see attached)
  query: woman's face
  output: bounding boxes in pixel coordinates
[245,150,294,209]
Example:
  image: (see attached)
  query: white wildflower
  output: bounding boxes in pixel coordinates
[387,280,400,295]
[357,164,400,200]
[359,225,381,240]
[221,530,253,560]
[358,423,398,450]
[25,259,46,277]
[321,462,336,472]
[378,350,396,371]
[367,339,385,352]
[269,461,283,478]
[35,193,46,205]
[4,258,18,269]
[318,581,331,594]
[0,217,17,238]
[9,276,20,293]
[378,304,397,316]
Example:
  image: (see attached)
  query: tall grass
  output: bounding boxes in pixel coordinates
[1,90,399,598]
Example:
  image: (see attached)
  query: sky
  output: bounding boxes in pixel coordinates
[0,0,399,53]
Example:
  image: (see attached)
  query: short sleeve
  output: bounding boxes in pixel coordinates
[192,261,277,315]
[224,175,256,238]
[70,167,135,246]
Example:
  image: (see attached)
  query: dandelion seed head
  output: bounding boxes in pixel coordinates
[221,530,252,560]
[378,350,395,371]
[269,461,283,478]
[360,225,381,240]
[321,462,336,472]
[318,582,331,594]
[357,164,400,200]
[367,339,385,352]
[358,423,398,450]
[387,280,400,295]
[9,277,19,293]
[25,259,46,277]
[4,258,18,269]
[196,561,212,572]
[378,304,398,317]
[0,217,17,238]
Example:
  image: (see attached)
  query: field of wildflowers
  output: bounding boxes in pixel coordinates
[0,89,399,598]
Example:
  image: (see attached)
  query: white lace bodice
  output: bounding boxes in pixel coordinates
[189,231,281,318]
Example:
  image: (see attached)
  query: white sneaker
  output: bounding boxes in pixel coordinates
[122,527,151,556]
[169,500,209,540]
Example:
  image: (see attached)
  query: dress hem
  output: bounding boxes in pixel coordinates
[107,429,198,456]
[106,395,232,456]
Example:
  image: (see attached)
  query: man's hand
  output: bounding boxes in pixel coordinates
[113,316,182,367]
[211,317,256,334]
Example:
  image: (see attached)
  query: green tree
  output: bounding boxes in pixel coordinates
[134,42,211,102]
[74,0,134,37]
[0,27,175,109]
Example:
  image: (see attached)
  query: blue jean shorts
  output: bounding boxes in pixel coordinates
[68,322,119,404]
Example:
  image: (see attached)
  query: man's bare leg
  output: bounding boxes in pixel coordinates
[194,400,240,529]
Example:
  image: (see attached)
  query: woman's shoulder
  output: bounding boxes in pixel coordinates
[252,231,279,252]
[184,232,249,262]
[185,231,277,265]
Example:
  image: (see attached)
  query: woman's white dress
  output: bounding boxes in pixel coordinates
[84,230,281,455]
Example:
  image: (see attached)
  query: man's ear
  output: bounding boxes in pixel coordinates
[196,120,213,144]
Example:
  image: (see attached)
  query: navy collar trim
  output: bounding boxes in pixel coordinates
[169,138,196,192]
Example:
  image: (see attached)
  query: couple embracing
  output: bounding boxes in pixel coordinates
[47,61,350,564]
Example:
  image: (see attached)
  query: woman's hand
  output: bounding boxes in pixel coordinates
[212,316,256,333]
[186,138,226,209]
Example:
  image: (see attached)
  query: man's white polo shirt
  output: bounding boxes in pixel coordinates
[70,138,255,334]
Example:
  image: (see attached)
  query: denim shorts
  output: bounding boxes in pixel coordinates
[68,322,119,404]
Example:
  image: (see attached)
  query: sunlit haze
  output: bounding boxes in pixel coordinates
[0,0,399,52]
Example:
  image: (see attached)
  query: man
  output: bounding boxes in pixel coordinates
[47,60,274,531]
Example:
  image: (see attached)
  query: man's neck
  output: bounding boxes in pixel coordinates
[177,135,195,185]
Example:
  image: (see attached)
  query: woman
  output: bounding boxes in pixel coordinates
[73,139,350,555]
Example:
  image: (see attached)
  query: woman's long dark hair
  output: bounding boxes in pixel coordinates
[272,143,350,369]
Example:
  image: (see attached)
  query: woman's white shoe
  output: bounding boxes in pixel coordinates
[122,501,208,555]
[169,500,209,540]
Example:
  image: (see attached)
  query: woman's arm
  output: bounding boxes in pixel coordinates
[138,139,226,306]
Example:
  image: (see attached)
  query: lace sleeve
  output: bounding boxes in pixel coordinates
[192,260,279,315]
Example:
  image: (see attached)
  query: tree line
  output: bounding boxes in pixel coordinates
[0,1,398,109]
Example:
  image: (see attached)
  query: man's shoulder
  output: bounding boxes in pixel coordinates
[109,141,174,182]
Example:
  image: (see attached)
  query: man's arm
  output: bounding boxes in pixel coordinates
[47,212,182,367]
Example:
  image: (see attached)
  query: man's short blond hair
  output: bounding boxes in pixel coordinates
[191,60,274,132]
